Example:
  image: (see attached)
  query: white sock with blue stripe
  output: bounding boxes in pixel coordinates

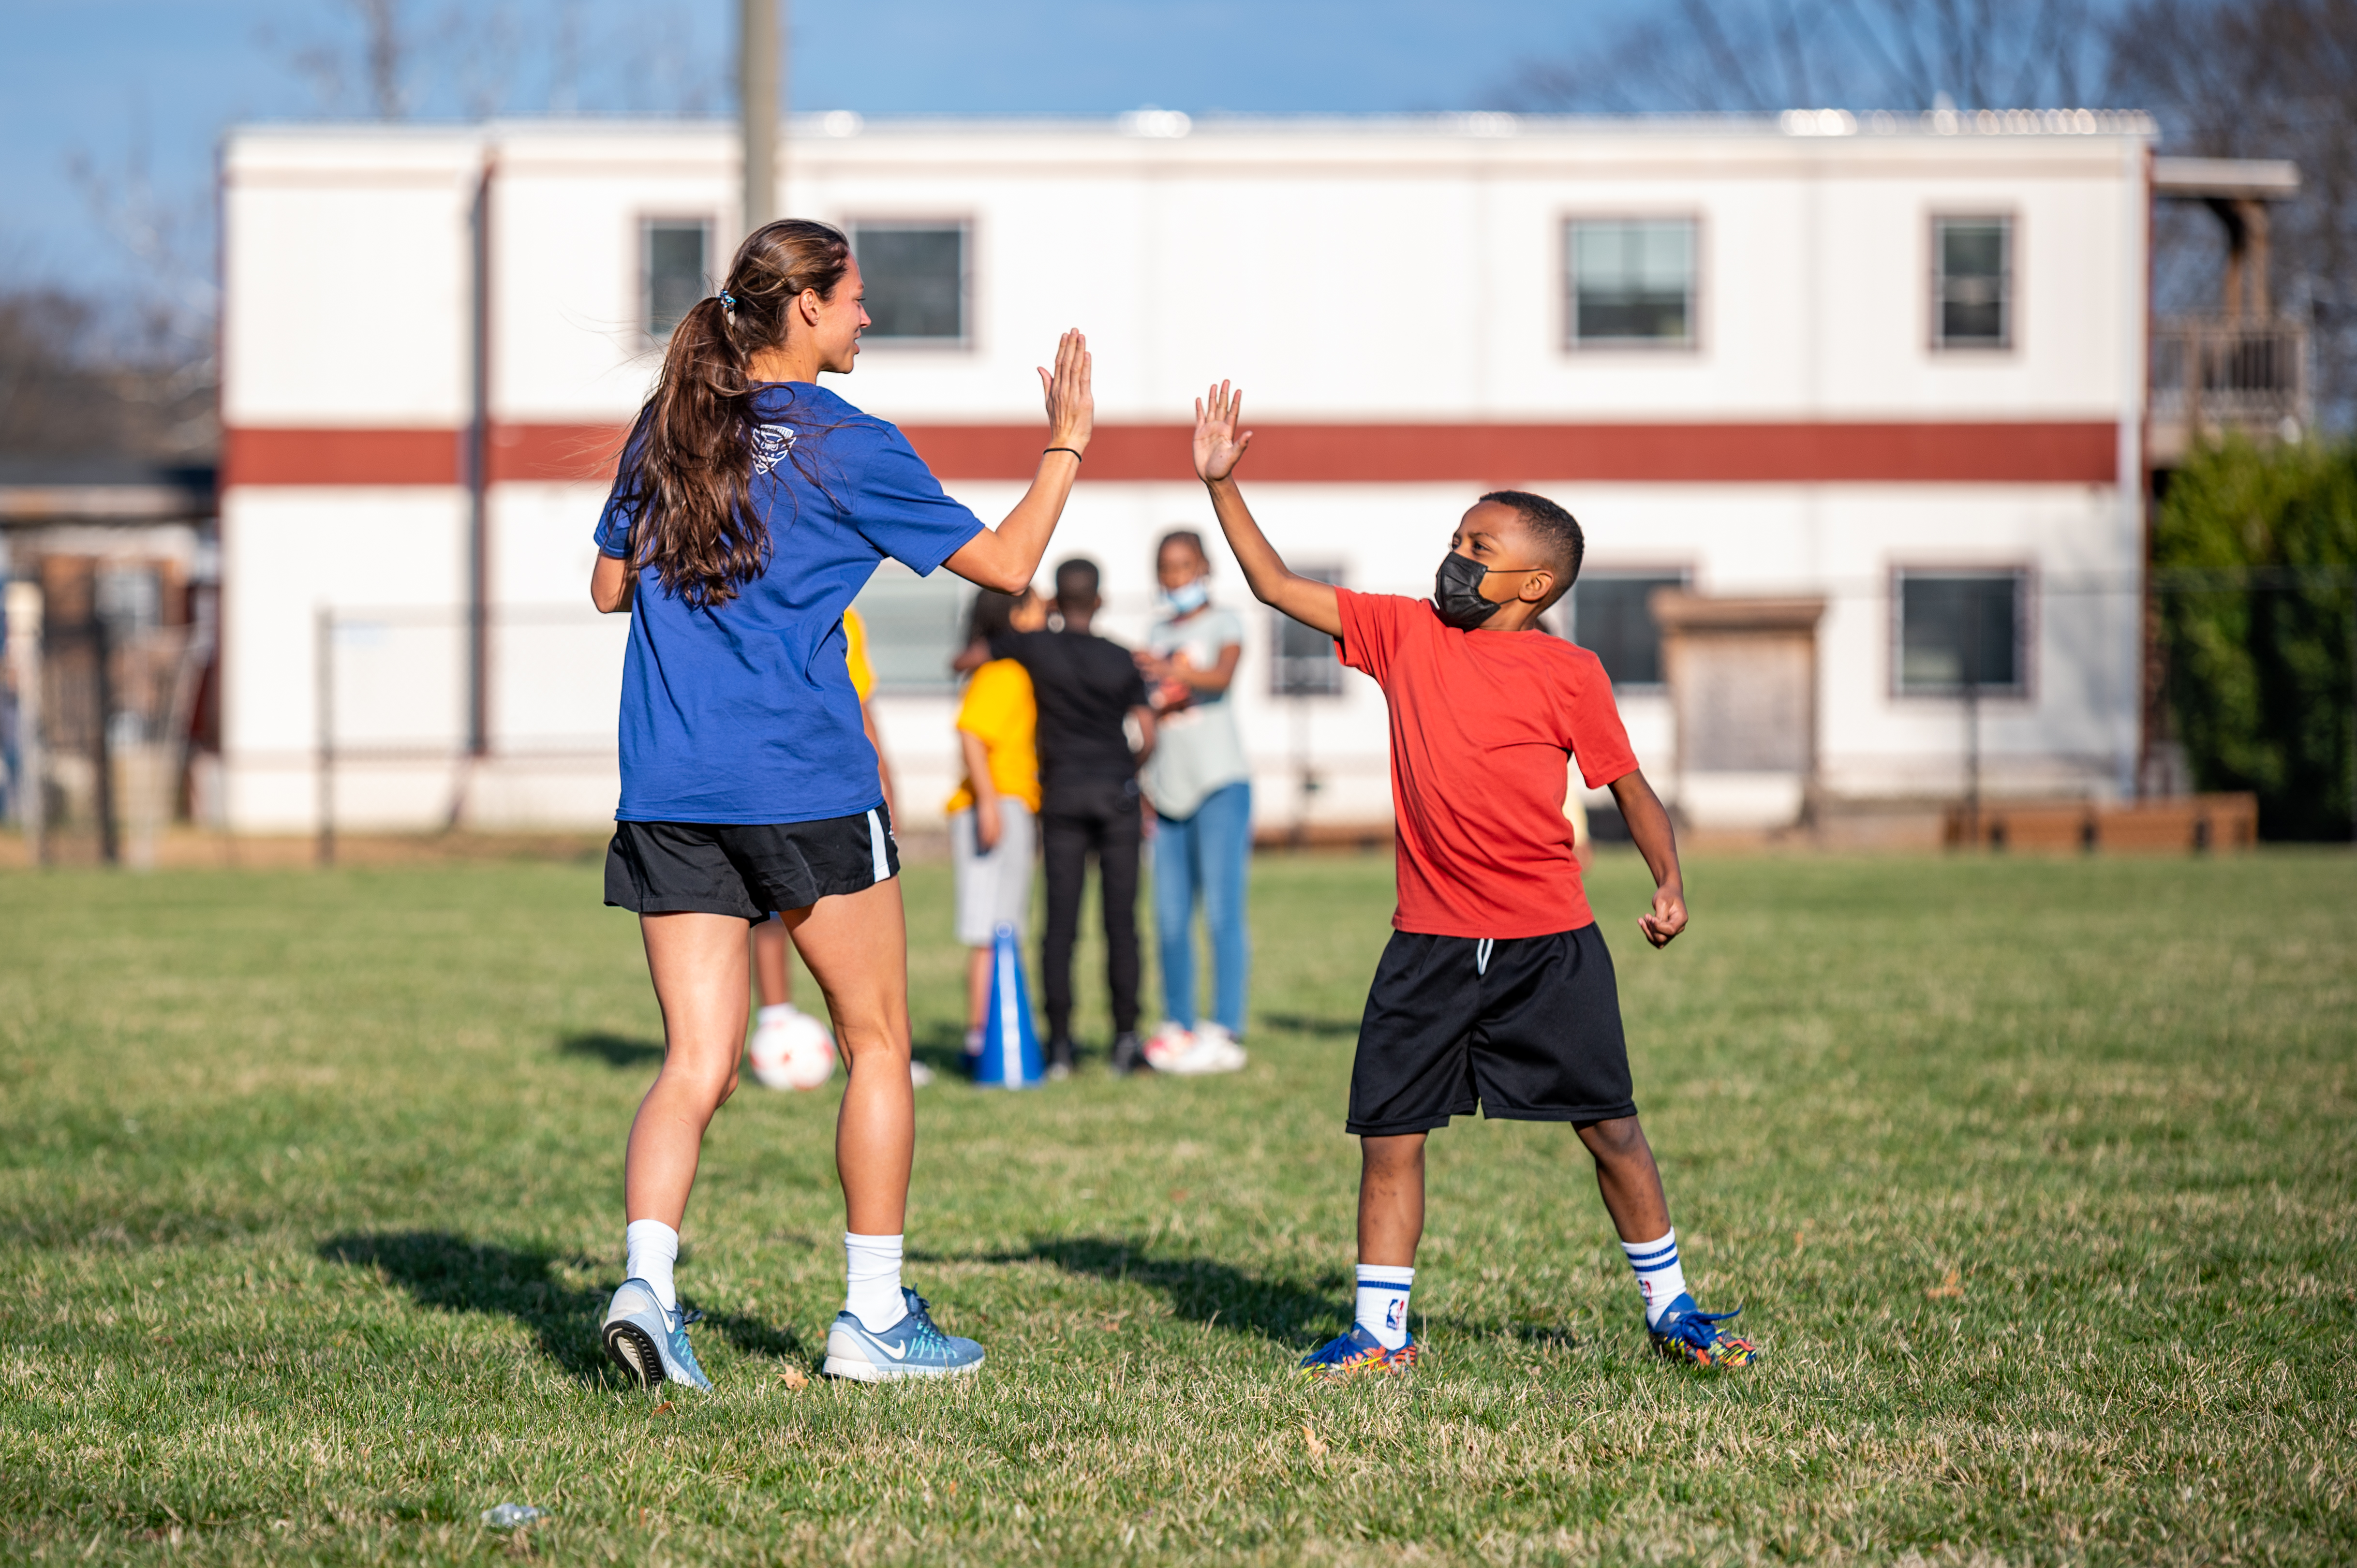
[1354,1264,1414,1350]
[1621,1229,1686,1326]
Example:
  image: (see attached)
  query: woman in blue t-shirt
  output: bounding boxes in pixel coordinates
[588,219,1092,1389]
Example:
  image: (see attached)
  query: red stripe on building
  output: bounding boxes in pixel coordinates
[223,426,462,487]
[901,421,2122,484]
[222,419,2121,487]
[488,423,634,484]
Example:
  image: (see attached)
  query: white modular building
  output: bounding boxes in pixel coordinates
[220,109,2165,837]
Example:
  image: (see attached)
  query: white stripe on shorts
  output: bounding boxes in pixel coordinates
[867,809,889,883]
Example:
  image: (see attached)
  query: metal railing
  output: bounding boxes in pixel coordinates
[2150,316,2310,455]
[3,581,216,869]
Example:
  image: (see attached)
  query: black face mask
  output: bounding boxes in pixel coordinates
[1434,552,1504,630]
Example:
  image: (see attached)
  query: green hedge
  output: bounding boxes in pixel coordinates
[2156,439,2357,840]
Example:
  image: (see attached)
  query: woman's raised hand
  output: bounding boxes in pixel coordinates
[1193,381,1253,483]
[1038,330,1094,453]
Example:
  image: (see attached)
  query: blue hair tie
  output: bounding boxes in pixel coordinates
[718,290,737,310]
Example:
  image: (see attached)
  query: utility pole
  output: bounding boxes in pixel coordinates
[1962,592,1983,850]
[740,0,782,234]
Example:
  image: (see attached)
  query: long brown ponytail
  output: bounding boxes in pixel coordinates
[616,219,853,609]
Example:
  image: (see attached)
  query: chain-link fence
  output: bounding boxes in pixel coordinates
[311,603,628,862]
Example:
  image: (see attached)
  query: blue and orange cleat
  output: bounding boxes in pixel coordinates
[1648,1293,1757,1369]
[1298,1323,1419,1380]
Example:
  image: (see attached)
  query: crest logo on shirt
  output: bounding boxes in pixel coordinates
[751,423,798,476]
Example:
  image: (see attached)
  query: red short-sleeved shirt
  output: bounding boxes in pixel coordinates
[1336,588,1639,938]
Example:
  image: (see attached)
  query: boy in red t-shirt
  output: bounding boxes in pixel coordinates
[1191,382,1755,1374]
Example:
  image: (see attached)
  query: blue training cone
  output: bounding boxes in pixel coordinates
[972,922,1045,1088]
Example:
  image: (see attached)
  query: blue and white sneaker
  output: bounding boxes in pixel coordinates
[1297,1321,1418,1380]
[823,1287,985,1382]
[601,1278,712,1392]
[1648,1292,1757,1369]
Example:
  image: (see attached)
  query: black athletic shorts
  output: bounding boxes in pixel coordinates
[1346,924,1635,1136]
[603,803,899,922]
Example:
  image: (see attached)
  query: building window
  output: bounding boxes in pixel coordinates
[643,219,711,339]
[1273,566,1346,697]
[1897,570,2026,694]
[1570,570,1687,688]
[1933,217,2012,349]
[850,222,968,342]
[1566,219,1696,347]
[851,563,965,695]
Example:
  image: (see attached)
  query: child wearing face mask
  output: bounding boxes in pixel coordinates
[1135,530,1253,1076]
[1187,380,1757,1379]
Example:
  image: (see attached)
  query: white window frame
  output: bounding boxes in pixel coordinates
[1566,565,1693,691]
[845,217,976,350]
[1929,213,2016,353]
[639,215,715,343]
[1562,215,1703,352]
[1890,565,2035,699]
[1271,564,1347,698]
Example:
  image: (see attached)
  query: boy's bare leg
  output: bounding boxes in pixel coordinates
[1577,1115,1673,1242]
[1356,1133,1427,1267]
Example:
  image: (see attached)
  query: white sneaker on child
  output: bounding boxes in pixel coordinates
[1141,1020,1194,1073]
[1162,1021,1248,1076]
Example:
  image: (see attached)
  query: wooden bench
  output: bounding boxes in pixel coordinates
[1944,794,2258,853]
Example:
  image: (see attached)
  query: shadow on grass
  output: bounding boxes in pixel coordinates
[559,1032,664,1069]
[320,1230,613,1382]
[1258,1012,1362,1039]
[912,1019,971,1078]
[319,1229,815,1380]
[700,1309,814,1364]
[974,1235,1349,1348]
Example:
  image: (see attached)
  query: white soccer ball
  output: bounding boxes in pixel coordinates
[748,1009,837,1091]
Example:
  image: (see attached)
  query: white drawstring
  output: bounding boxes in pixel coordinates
[1475,938,1494,976]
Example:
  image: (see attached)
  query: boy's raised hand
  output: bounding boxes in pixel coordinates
[1193,381,1253,482]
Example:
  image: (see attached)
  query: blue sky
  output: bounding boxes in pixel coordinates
[1,0,1626,301]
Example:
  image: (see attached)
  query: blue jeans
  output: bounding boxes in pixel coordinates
[1153,780,1252,1035]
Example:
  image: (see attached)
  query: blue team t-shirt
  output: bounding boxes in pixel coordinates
[593,381,984,823]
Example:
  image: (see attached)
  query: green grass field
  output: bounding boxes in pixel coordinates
[2,848,2353,1565]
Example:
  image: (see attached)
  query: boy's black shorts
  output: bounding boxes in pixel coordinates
[1346,924,1635,1136]
[604,803,899,923]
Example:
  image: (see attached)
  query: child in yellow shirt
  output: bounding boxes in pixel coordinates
[947,588,1048,1062]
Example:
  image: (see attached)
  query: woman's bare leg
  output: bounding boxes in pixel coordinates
[625,912,752,1228]
[751,915,794,1008]
[783,878,915,1235]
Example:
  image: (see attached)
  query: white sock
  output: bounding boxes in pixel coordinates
[963,1027,984,1056]
[1354,1264,1415,1350]
[756,1003,798,1026]
[844,1232,906,1332]
[1621,1228,1687,1327]
[624,1219,680,1312]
